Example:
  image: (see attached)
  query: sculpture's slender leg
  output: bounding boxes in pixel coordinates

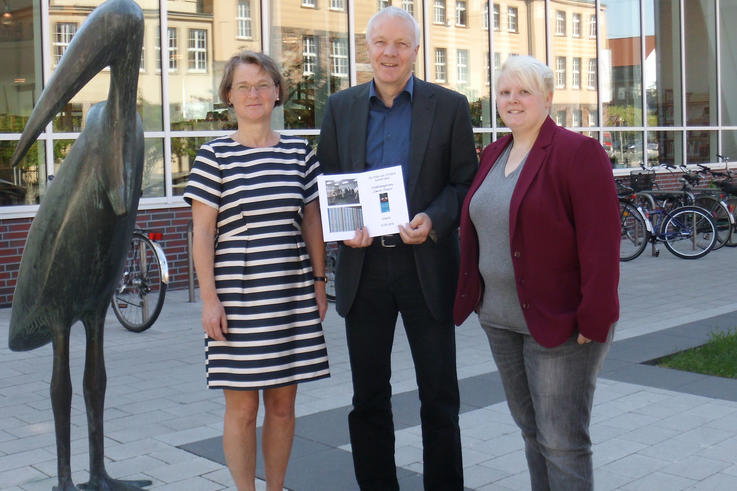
[50,326,77,491]
[77,309,152,490]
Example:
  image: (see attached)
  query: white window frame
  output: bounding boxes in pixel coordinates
[457,49,469,84]
[303,35,317,76]
[237,0,252,39]
[555,56,566,89]
[572,109,582,127]
[302,0,316,8]
[493,3,499,30]
[434,48,446,82]
[482,2,488,30]
[555,11,566,36]
[456,1,467,26]
[572,57,581,89]
[53,23,77,65]
[572,13,581,38]
[188,29,207,73]
[589,14,596,38]
[331,38,349,78]
[402,0,414,16]
[434,0,446,24]
[330,0,345,9]
[168,27,178,72]
[587,58,597,90]
[507,6,518,33]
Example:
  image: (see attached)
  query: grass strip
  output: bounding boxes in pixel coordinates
[657,329,737,379]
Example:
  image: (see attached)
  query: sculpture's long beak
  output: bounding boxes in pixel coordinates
[10,0,143,168]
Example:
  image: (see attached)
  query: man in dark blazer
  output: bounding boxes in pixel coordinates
[317,7,477,490]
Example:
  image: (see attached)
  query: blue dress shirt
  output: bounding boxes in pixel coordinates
[365,76,414,183]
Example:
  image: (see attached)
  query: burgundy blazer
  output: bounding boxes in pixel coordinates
[453,117,620,347]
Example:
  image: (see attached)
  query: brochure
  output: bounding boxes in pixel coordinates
[316,165,410,242]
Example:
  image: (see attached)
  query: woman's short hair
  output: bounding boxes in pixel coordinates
[496,55,554,98]
[365,6,421,48]
[218,51,287,107]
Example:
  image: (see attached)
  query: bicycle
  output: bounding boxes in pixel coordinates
[631,165,718,259]
[617,181,652,262]
[111,228,169,332]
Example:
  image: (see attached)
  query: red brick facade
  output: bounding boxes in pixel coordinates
[0,207,193,307]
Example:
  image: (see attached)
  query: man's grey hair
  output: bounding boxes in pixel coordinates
[365,6,421,48]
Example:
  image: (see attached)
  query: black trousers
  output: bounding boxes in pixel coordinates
[345,245,463,491]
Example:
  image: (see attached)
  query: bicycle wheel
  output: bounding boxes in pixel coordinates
[619,200,649,261]
[111,232,167,332]
[661,206,717,259]
[725,197,737,247]
[325,244,337,302]
[694,196,732,250]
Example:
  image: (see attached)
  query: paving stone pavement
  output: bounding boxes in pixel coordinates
[2,246,737,490]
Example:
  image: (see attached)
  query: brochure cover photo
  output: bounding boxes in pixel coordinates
[317,165,410,242]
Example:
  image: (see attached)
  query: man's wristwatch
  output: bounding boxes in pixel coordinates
[313,276,327,282]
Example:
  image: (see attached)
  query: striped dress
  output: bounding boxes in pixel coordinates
[183,135,330,390]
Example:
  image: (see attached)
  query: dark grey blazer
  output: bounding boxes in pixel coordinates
[317,77,478,323]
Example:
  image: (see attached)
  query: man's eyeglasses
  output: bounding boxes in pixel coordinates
[234,82,276,94]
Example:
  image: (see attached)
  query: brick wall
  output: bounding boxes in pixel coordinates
[0,207,193,307]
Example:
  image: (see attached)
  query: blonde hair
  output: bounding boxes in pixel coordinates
[496,55,554,99]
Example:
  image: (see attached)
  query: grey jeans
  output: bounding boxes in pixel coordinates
[482,325,614,491]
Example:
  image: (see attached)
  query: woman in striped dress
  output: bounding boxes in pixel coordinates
[184,51,329,491]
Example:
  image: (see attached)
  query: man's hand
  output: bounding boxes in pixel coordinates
[399,212,433,244]
[344,227,373,248]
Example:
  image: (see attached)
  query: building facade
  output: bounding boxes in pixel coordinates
[0,0,735,304]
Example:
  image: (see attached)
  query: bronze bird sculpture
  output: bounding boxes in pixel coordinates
[8,0,150,489]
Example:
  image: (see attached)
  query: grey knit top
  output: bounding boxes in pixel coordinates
[469,144,529,334]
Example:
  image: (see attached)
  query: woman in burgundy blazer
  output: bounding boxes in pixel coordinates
[453,55,619,490]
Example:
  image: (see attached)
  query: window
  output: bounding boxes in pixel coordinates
[507,7,518,32]
[485,52,490,85]
[155,28,161,72]
[237,0,252,39]
[572,13,581,37]
[555,56,566,88]
[331,38,348,78]
[434,0,445,24]
[435,48,447,82]
[482,2,488,30]
[494,52,501,75]
[302,0,316,7]
[572,57,581,89]
[188,29,207,72]
[555,11,566,36]
[572,110,582,127]
[402,0,414,16]
[167,27,178,72]
[555,110,566,126]
[54,23,77,64]
[493,3,499,30]
[457,49,469,84]
[587,58,597,89]
[588,110,598,127]
[303,36,317,76]
[456,1,467,26]
[589,14,596,38]
[378,0,390,9]
[331,0,345,9]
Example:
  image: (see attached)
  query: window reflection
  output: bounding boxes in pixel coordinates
[0,141,45,205]
[171,136,209,196]
[168,0,260,132]
[49,1,163,132]
[645,0,681,127]
[684,0,716,127]
[270,0,348,130]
